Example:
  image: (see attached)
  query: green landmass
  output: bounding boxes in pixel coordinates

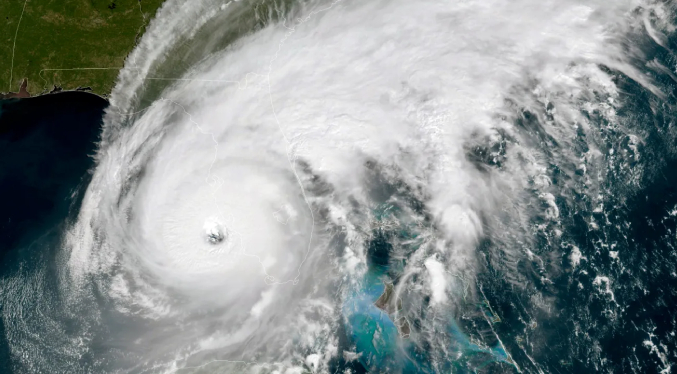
[1,0,166,97]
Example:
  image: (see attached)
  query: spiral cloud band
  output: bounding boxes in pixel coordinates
[4,0,672,372]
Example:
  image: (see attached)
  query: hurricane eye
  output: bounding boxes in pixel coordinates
[206,229,224,244]
[203,217,226,245]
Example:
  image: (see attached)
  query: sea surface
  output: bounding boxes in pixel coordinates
[1,1,677,373]
[0,92,106,373]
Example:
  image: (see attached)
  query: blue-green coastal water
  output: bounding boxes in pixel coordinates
[1,1,677,373]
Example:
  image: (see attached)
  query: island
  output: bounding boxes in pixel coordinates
[374,281,411,338]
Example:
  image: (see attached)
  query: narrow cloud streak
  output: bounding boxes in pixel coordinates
[56,0,664,371]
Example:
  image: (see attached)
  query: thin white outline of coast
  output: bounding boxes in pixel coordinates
[14,1,518,373]
[144,0,344,290]
[156,2,343,371]
[15,1,338,371]
[41,0,339,370]
[33,2,338,287]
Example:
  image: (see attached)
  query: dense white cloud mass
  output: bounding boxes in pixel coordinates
[4,0,673,372]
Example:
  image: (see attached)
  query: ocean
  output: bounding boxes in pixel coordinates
[1,1,677,373]
[0,92,106,373]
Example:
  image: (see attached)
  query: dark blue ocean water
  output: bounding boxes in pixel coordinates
[1,34,677,374]
[0,92,107,373]
[475,41,677,373]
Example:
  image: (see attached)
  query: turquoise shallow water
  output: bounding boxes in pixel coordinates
[3,54,677,374]
[2,3,677,373]
[343,267,511,373]
[341,201,513,373]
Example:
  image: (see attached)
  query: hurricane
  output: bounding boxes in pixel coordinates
[2,0,677,373]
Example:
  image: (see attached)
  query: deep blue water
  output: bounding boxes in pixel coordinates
[1,33,677,374]
[0,92,107,373]
[476,41,677,373]
[330,30,677,373]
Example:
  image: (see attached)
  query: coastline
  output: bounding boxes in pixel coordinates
[0,78,109,101]
[0,78,30,99]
